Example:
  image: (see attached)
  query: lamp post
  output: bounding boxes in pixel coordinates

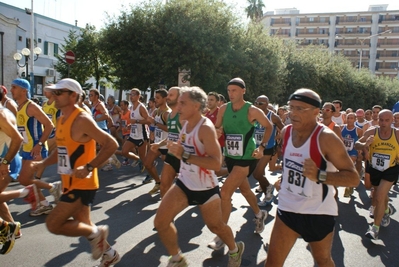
[13,47,41,97]
[358,29,391,71]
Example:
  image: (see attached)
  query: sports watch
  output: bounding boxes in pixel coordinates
[317,170,327,183]
[38,141,44,146]
[86,163,94,172]
[182,151,191,163]
[1,159,9,165]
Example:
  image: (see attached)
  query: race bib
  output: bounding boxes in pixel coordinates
[283,158,313,198]
[57,146,72,175]
[343,137,354,151]
[155,128,162,142]
[371,152,390,171]
[168,132,179,142]
[18,126,28,143]
[254,129,264,146]
[225,134,243,156]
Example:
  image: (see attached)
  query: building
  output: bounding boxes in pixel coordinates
[0,2,125,102]
[260,5,399,79]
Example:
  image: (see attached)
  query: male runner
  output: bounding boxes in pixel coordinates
[154,86,244,267]
[265,89,359,267]
[331,100,346,126]
[31,78,120,265]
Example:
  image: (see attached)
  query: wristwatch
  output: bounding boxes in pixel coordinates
[260,143,267,148]
[1,159,9,165]
[38,141,44,146]
[317,170,327,183]
[86,163,94,172]
[182,151,191,163]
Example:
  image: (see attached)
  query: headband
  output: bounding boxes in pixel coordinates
[227,81,245,89]
[288,94,321,108]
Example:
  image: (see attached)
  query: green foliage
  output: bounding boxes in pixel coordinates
[245,0,265,21]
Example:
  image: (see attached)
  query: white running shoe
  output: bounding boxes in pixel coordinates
[101,164,113,172]
[90,225,109,260]
[207,236,225,250]
[228,241,245,267]
[365,225,379,240]
[254,210,268,234]
[50,181,62,204]
[29,204,53,217]
[109,154,121,169]
[97,249,121,267]
[167,255,188,267]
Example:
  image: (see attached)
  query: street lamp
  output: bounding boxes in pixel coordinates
[13,47,41,96]
[358,29,391,71]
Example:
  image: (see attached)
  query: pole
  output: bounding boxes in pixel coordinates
[359,43,363,71]
[0,32,4,85]
[29,0,34,98]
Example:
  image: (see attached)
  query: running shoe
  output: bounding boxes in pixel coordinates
[101,164,113,172]
[228,241,245,267]
[142,175,153,184]
[0,221,21,254]
[131,160,140,168]
[90,225,109,260]
[167,255,188,267]
[381,213,391,227]
[264,184,274,202]
[207,236,225,250]
[255,185,263,193]
[122,160,130,166]
[365,225,379,240]
[148,183,160,195]
[50,181,63,204]
[29,204,53,217]
[254,210,268,234]
[109,154,121,169]
[97,249,121,267]
[23,184,39,210]
[369,206,375,218]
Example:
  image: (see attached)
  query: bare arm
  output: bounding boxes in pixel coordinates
[303,129,359,187]
[355,127,375,150]
[250,106,273,145]
[5,100,18,117]
[94,102,109,122]
[333,125,343,141]
[272,112,285,131]
[0,110,23,163]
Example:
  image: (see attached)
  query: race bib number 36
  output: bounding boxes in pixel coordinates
[225,134,243,156]
[57,146,72,175]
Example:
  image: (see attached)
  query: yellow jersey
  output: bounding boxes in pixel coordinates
[369,128,399,171]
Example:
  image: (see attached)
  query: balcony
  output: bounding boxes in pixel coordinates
[297,33,329,38]
[335,32,371,37]
[378,55,399,60]
[375,68,398,73]
[337,19,372,25]
[271,20,290,27]
[297,20,329,27]
[378,43,399,48]
[379,18,399,25]
[335,43,370,49]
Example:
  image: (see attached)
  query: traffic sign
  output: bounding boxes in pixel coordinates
[65,50,75,64]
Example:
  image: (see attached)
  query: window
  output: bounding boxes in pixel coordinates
[347,28,353,33]
[320,17,326,23]
[309,17,314,22]
[44,41,59,57]
[18,36,22,41]
[308,28,314,33]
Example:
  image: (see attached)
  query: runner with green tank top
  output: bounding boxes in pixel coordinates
[208,77,273,250]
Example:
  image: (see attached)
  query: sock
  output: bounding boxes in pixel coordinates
[19,188,29,198]
[40,200,49,206]
[104,247,115,257]
[88,226,99,239]
[255,211,263,219]
[171,251,182,262]
[372,224,380,231]
[229,244,238,254]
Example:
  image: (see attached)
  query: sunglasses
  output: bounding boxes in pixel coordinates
[52,90,71,96]
[130,93,138,96]
[322,108,332,112]
[254,101,267,105]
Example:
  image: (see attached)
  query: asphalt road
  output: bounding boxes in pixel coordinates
[2,158,399,267]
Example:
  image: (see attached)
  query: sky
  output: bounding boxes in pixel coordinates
[2,0,399,29]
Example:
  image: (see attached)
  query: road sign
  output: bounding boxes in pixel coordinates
[65,50,75,64]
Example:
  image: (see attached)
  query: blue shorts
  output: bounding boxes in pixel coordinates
[21,149,48,161]
[9,155,22,180]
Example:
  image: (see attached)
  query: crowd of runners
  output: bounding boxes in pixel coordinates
[0,77,397,267]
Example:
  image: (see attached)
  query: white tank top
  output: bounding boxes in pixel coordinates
[0,108,12,157]
[331,113,345,126]
[279,124,338,216]
[154,108,170,149]
[178,117,218,191]
[129,103,147,140]
[108,105,120,126]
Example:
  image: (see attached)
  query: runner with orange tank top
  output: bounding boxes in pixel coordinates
[30,78,120,266]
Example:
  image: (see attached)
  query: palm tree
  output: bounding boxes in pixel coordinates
[245,0,265,22]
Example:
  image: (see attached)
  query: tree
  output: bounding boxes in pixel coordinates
[245,0,265,22]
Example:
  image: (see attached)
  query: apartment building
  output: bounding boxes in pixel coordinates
[260,5,399,79]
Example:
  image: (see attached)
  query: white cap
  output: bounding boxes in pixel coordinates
[45,78,83,95]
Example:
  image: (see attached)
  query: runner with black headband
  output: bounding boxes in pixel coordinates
[265,88,359,266]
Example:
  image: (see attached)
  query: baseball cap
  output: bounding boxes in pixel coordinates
[45,78,82,94]
[356,109,365,116]
[12,78,30,91]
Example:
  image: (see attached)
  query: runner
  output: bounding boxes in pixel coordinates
[265,89,359,267]
[31,78,120,266]
[321,102,343,138]
[10,78,61,216]
[0,85,18,116]
[209,78,272,250]
[331,100,346,126]
[154,86,244,267]
[355,109,399,240]
[117,100,132,166]
[252,95,284,206]
[143,89,171,195]
[149,87,182,198]
[42,88,61,153]
[341,112,363,197]
[106,95,123,145]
